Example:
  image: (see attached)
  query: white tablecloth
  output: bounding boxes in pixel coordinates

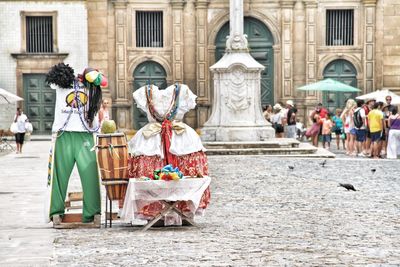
[120,177,211,223]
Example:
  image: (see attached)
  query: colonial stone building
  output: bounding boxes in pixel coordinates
[1,0,399,133]
[0,0,88,133]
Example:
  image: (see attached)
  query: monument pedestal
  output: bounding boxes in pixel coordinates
[201,51,275,142]
[201,126,274,142]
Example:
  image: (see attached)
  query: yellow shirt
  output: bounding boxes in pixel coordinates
[367,109,383,133]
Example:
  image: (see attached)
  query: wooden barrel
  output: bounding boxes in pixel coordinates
[96,133,128,180]
[102,180,128,200]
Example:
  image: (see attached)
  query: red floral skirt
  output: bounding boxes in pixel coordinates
[126,151,211,217]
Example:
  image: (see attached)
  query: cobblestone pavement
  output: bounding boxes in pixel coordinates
[1,141,400,266]
[54,157,400,266]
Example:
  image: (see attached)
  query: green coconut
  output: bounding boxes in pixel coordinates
[101,120,117,134]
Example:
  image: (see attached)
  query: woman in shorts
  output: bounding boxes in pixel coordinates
[332,108,345,150]
[341,99,357,156]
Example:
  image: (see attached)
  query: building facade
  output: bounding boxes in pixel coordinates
[1,0,399,133]
[0,0,88,133]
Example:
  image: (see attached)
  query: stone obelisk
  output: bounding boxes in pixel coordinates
[201,0,275,141]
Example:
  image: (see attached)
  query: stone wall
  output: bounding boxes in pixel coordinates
[0,0,88,130]
[377,0,400,92]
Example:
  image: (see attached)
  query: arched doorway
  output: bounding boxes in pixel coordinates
[132,61,167,129]
[323,59,358,113]
[215,17,274,106]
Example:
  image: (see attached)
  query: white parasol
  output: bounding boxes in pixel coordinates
[0,88,24,104]
[356,89,400,105]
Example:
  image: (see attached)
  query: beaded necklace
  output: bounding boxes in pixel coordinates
[146,83,180,122]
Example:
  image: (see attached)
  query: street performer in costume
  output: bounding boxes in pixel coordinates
[44,63,106,223]
[127,83,210,218]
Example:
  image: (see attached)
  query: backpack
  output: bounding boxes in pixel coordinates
[353,108,363,128]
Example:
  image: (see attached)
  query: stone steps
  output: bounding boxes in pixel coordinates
[204,140,335,158]
[203,138,300,149]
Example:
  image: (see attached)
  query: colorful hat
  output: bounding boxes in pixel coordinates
[80,68,108,87]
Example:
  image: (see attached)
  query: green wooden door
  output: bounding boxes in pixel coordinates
[132,61,167,129]
[23,74,55,134]
[323,60,358,114]
[215,17,274,106]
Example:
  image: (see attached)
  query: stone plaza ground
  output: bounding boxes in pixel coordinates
[1,140,400,266]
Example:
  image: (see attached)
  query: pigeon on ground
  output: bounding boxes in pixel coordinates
[339,183,357,191]
[319,160,327,167]
[288,165,295,170]
[371,168,376,174]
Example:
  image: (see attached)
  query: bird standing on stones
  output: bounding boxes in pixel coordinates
[371,168,376,174]
[319,160,327,167]
[288,165,295,170]
[339,183,357,191]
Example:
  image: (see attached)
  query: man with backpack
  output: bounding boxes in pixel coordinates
[368,102,384,159]
[363,99,375,156]
[353,99,367,156]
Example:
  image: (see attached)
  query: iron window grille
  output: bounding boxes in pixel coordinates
[26,16,53,53]
[326,9,354,46]
[136,11,163,48]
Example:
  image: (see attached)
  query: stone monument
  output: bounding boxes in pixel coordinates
[201,0,275,141]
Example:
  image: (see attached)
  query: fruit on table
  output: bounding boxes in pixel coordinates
[101,120,117,134]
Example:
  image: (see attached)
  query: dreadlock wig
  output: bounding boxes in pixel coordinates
[45,63,75,89]
[79,68,104,127]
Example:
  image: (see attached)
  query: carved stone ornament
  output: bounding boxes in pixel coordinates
[224,66,251,111]
[226,33,249,52]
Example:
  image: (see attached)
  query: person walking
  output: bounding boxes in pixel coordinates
[387,106,400,159]
[285,100,297,139]
[13,108,28,154]
[368,102,384,159]
[332,108,345,150]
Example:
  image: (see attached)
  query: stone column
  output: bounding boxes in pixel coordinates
[293,0,306,96]
[304,0,318,118]
[281,0,295,99]
[363,0,377,92]
[112,0,129,129]
[171,0,185,84]
[201,0,274,141]
[195,0,210,127]
[374,0,383,89]
[183,0,197,127]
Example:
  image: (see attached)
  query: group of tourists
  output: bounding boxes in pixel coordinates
[263,100,299,139]
[339,96,399,159]
[263,95,400,159]
[304,96,400,159]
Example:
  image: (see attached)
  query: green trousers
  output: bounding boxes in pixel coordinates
[49,132,101,223]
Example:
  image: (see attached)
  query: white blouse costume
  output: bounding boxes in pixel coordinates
[128,84,205,158]
[50,83,99,133]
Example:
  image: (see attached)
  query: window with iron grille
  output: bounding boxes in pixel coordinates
[26,16,53,53]
[136,11,163,48]
[326,10,354,46]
